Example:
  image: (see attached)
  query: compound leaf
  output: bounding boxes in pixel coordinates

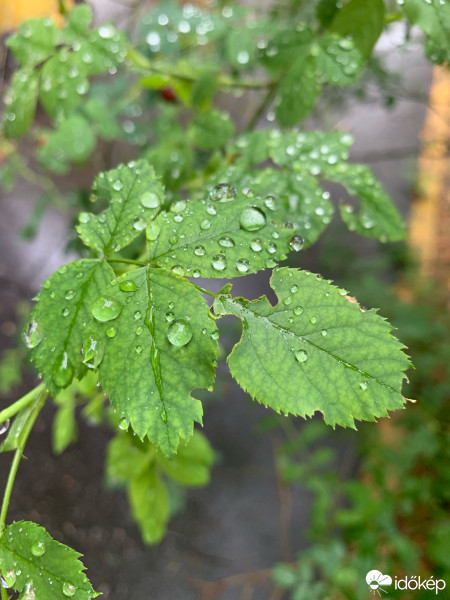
[64,5,94,43]
[28,259,115,395]
[329,0,385,60]
[325,163,406,241]
[403,0,450,55]
[128,466,169,545]
[77,160,165,254]
[6,18,58,67]
[0,520,98,599]
[2,68,39,139]
[77,26,127,76]
[96,267,218,456]
[216,268,410,428]
[37,114,96,174]
[149,185,301,277]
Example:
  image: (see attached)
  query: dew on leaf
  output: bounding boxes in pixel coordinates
[134,310,142,320]
[140,191,161,209]
[81,336,105,369]
[0,419,10,435]
[62,308,70,317]
[192,269,201,278]
[31,541,46,557]
[210,183,236,202]
[267,242,277,254]
[194,245,206,256]
[240,207,266,232]
[290,285,298,293]
[310,316,317,324]
[135,345,143,354]
[218,236,235,248]
[321,329,328,336]
[133,218,146,231]
[106,326,117,338]
[62,582,77,597]
[167,320,193,347]
[359,381,369,391]
[21,582,36,600]
[91,296,123,322]
[211,330,219,340]
[295,349,308,363]
[289,235,304,251]
[112,180,123,191]
[266,258,277,268]
[264,195,276,210]
[236,258,250,273]
[293,306,304,316]
[65,290,75,300]
[251,238,263,252]
[53,352,74,387]
[3,570,16,588]
[119,280,137,292]
[23,321,44,349]
[211,255,227,271]
[283,296,293,305]
[169,234,178,245]
[136,326,143,336]
[118,417,129,431]
[165,312,175,323]
[146,221,161,241]
[172,265,185,276]
[200,219,211,230]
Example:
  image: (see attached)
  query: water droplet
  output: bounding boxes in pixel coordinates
[211,255,227,271]
[0,419,10,435]
[210,183,236,202]
[240,207,266,232]
[52,352,74,387]
[172,265,185,276]
[91,296,123,322]
[146,221,161,241]
[112,180,123,191]
[165,312,175,323]
[31,541,46,557]
[135,345,143,354]
[23,321,44,349]
[321,329,328,336]
[106,326,117,338]
[251,238,263,252]
[167,320,193,347]
[295,350,308,363]
[218,236,235,248]
[289,235,304,251]
[236,258,250,273]
[160,407,168,423]
[266,258,277,268]
[62,307,70,317]
[310,316,317,324]
[133,218,146,231]
[119,280,137,292]
[168,302,174,310]
[290,285,298,293]
[169,234,178,245]
[211,331,219,340]
[134,311,142,320]
[3,570,16,588]
[194,245,206,256]
[81,336,105,368]
[118,417,129,431]
[21,582,36,600]
[136,326,143,336]
[65,290,75,300]
[359,381,368,391]
[192,269,201,278]
[267,242,277,254]
[264,195,276,210]
[200,219,211,230]
[141,191,161,209]
[293,306,304,316]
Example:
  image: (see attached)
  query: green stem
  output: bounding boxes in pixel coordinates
[189,282,218,298]
[245,82,278,131]
[127,46,271,90]
[0,387,47,535]
[108,257,147,267]
[0,383,45,425]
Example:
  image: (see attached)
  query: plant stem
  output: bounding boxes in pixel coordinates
[189,282,218,298]
[245,82,278,131]
[0,387,47,535]
[0,383,45,425]
[108,257,147,267]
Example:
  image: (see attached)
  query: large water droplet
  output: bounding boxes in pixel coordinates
[194,245,206,256]
[112,180,123,191]
[236,258,250,273]
[133,218,146,231]
[141,191,161,209]
[31,541,46,557]
[211,255,227,271]
[210,183,236,202]
[23,321,44,349]
[289,235,304,252]
[218,236,235,248]
[293,306,304,316]
[200,219,211,230]
[167,320,193,347]
[264,195,276,210]
[91,296,123,322]
[250,238,263,252]
[0,419,10,435]
[81,336,105,369]
[53,352,74,387]
[146,221,161,241]
[62,582,77,597]
[119,280,137,292]
[295,350,308,363]
[240,207,266,232]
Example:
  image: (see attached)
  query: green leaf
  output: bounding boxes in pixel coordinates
[37,115,96,174]
[77,26,127,76]
[0,520,98,599]
[275,55,321,126]
[64,5,93,43]
[76,160,165,254]
[83,98,123,140]
[263,29,314,74]
[316,0,340,27]
[2,68,39,139]
[403,0,450,55]
[156,430,214,486]
[313,34,363,86]
[329,0,385,60]
[149,185,300,277]
[52,392,77,455]
[39,50,89,121]
[189,109,235,150]
[96,267,217,456]
[106,432,154,486]
[128,466,169,544]
[28,259,115,395]
[216,268,410,427]
[325,163,406,241]
[6,18,58,67]
[225,29,256,69]
[0,397,42,452]
[191,71,219,109]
